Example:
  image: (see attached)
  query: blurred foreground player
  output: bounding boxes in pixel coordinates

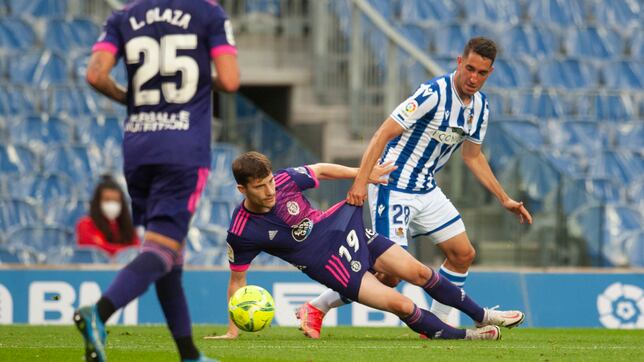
[74,1,239,361]
[209,152,524,341]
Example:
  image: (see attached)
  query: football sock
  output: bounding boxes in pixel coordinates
[400,304,466,339]
[155,266,194,340]
[175,336,200,360]
[430,264,468,322]
[102,246,172,315]
[310,289,351,314]
[423,268,484,323]
[96,297,116,324]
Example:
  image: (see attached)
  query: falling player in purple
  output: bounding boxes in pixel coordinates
[210,152,525,341]
[73,1,239,361]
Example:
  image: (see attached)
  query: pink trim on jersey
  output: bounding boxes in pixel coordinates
[274,173,288,184]
[325,265,348,287]
[330,254,350,281]
[187,168,210,213]
[231,209,249,236]
[92,42,118,55]
[275,174,290,188]
[237,211,250,235]
[305,166,320,188]
[210,45,237,58]
[325,201,346,217]
[229,263,250,272]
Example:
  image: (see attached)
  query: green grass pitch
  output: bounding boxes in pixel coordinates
[1,325,642,361]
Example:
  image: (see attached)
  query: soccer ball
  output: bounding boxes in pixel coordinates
[228,285,275,332]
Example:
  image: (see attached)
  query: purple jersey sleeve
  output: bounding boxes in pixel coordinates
[92,10,123,57]
[226,232,259,271]
[277,166,319,191]
[207,4,237,58]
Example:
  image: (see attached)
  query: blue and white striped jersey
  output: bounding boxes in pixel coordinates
[383,72,489,193]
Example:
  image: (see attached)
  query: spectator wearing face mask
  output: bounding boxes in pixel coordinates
[76,175,140,256]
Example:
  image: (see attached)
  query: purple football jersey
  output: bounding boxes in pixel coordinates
[226,166,395,300]
[93,0,237,168]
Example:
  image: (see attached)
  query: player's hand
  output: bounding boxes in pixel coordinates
[502,198,533,225]
[346,182,368,206]
[203,330,238,340]
[368,161,396,185]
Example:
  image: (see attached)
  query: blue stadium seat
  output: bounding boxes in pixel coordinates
[593,94,634,121]
[629,179,644,214]
[188,227,227,252]
[544,150,587,177]
[206,144,241,201]
[433,24,469,57]
[485,58,532,89]
[5,225,73,257]
[484,90,507,116]
[399,0,460,25]
[602,61,643,89]
[590,0,641,29]
[588,150,644,185]
[9,51,69,86]
[8,0,67,17]
[9,115,72,149]
[621,231,644,267]
[482,121,522,172]
[396,24,430,53]
[463,0,522,25]
[0,86,39,115]
[43,200,86,228]
[6,173,74,204]
[114,246,140,264]
[245,0,281,16]
[511,90,566,118]
[73,52,127,86]
[568,204,642,266]
[500,25,560,60]
[49,85,98,116]
[542,120,608,155]
[65,247,111,264]
[367,0,396,20]
[0,198,39,233]
[511,152,561,213]
[527,0,586,27]
[44,18,99,54]
[254,252,290,267]
[631,28,644,59]
[43,145,101,182]
[0,18,36,50]
[562,177,624,215]
[614,122,644,151]
[185,248,225,266]
[193,199,233,231]
[538,59,598,89]
[0,247,20,263]
[0,144,38,174]
[565,26,623,59]
[498,120,545,150]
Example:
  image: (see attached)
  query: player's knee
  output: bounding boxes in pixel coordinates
[449,246,476,267]
[388,296,414,317]
[377,273,401,288]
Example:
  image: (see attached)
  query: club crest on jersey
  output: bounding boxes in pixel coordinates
[402,100,418,117]
[351,260,362,272]
[287,201,300,215]
[291,218,313,242]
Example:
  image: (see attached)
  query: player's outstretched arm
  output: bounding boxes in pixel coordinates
[86,51,127,105]
[212,54,240,93]
[204,270,246,340]
[308,162,396,184]
[346,118,404,205]
[461,141,533,224]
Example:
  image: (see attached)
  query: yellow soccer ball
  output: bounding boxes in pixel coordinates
[228,285,275,332]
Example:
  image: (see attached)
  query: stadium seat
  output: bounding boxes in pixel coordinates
[399,0,460,25]
[187,227,227,252]
[44,18,99,54]
[245,0,281,16]
[185,248,225,266]
[543,150,587,177]
[568,204,642,266]
[367,0,396,20]
[542,120,608,155]
[592,93,634,121]
[8,0,67,17]
[206,143,241,201]
[42,199,86,228]
[601,61,643,89]
[463,0,522,25]
[0,247,21,263]
[527,0,586,27]
[505,152,561,213]
[499,24,560,60]
[114,246,140,264]
[630,28,644,59]
[0,17,36,50]
[511,90,566,118]
[9,115,72,151]
[0,86,40,115]
[254,252,291,267]
[63,247,112,264]
[497,119,545,150]
[6,173,74,204]
[588,150,644,185]
[73,52,128,86]
[0,144,38,175]
[614,122,644,151]
[565,26,623,59]
[192,199,233,231]
[628,179,644,214]
[43,145,101,184]
[562,177,624,215]
[0,198,39,234]
[620,231,644,267]
[396,24,430,53]
[9,51,69,87]
[49,85,98,116]
[485,58,532,89]
[537,59,598,89]
[589,0,641,29]
[5,225,73,264]
[433,24,470,57]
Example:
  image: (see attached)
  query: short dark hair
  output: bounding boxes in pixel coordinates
[463,37,497,64]
[232,151,273,186]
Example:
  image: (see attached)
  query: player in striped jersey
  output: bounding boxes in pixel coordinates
[299,37,532,337]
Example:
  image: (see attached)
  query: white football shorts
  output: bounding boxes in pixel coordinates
[368,184,465,246]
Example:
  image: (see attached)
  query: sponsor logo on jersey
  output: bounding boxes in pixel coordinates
[401,100,418,117]
[293,167,308,175]
[377,204,385,216]
[287,201,300,215]
[427,127,464,145]
[291,218,313,242]
[226,243,234,262]
[268,230,278,240]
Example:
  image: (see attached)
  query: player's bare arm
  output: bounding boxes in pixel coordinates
[308,162,396,184]
[461,140,533,224]
[205,269,247,339]
[86,51,127,105]
[212,53,240,92]
[346,118,404,205]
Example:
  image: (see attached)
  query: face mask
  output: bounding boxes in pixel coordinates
[101,201,122,221]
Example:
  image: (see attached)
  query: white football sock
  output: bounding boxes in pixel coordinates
[309,289,348,314]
